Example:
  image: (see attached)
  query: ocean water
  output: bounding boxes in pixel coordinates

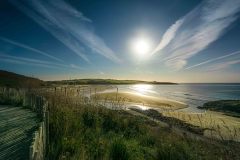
[111,84,240,112]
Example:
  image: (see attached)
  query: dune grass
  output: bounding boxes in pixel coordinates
[162,110,240,141]
[95,91,240,142]
[45,92,240,160]
[2,87,240,159]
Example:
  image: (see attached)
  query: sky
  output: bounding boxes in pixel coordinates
[0,0,240,83]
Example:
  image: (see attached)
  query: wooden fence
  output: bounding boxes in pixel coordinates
[0,87,49,160]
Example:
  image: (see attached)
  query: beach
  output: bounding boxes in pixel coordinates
[94,84,240,141]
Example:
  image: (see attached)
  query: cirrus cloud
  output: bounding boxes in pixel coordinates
[152,0,240,70]
[9,0,121,63]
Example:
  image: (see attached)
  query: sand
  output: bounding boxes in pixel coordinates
[95,91,187,110]
[96,91,240,141]
[162,110,240,141]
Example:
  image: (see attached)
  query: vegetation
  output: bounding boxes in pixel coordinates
[46,78,177,85]
[45,93,240,160]
[0,88,23,106]
[0,70,43,88]
[199,100,240,117]
[1,72,240,160]
[0,69,175,87]
[130,108,204,135]
[161,109,240,142]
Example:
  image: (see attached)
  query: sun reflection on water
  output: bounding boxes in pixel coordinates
[131,84,153,95]
[135,104,149,110]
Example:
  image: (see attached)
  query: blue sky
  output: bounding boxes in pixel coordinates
[0,0,240,82]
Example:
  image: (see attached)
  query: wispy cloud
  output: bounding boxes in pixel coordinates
[152,0,240,70]
[151,19,184,55]
[0,37,63,62]
[9,0,121,63]
[185,50,240,70]
[206,59,240,72]
[0,53,83,70]
[99,71,105,75]
[0,57,61,69]
[70,64,83,70]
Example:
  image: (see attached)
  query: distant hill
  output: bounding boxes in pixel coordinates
[47,79,177,85]
[0,70,177,87]
[0,70,43,88]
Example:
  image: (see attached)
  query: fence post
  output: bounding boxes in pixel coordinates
[95,88,97,100]
[116,87,118,101]
[90,88,91,100]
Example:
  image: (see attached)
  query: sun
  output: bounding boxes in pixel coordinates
[131,36,152,57]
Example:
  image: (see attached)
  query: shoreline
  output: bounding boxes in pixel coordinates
[96,91,240,142]
[96,91,188,110]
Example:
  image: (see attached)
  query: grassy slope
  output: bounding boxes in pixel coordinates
[0,70,43,88]
[162,110,240,141]
[96,92,240,141]
[46,79,177,85]
[46,94,240,160]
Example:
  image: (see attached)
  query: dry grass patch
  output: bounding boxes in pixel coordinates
[162,111,240,141]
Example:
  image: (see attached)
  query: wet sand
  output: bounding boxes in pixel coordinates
[96,91,240,141]
[96,91,188,110]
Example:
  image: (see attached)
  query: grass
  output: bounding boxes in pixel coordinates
[0,70,43,88]
[0,88,23,106]
[44,91,240,160]
[161,110,240,141]
[129,108,205,135]
[1,87,240,159]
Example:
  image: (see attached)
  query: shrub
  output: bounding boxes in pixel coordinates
[157,142,193,160]
[110,139,129,160]
[82,109,96,128]
[140,135,156,147]
[102,114,118,132]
